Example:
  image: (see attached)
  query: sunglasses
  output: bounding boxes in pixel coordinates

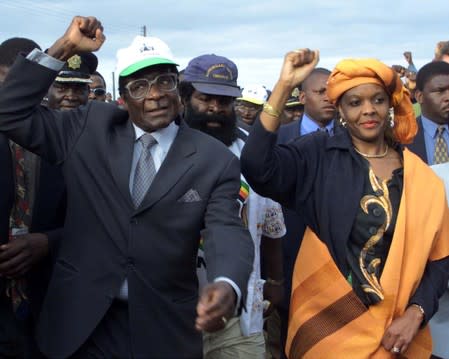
[90,87,106,96]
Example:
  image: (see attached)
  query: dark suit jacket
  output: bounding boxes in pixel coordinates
[0,55,253,358]
[0,135,13,247]
[0,134,13,294]
[406,116,428,163]
[27,158,66,320]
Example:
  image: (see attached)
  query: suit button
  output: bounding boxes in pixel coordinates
[369,227,377,235]
[130,218,138,224]
[373,208,382,217]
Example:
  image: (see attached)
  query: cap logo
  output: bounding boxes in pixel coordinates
[140,44,155,53]
[206,64,233,81]
[67,55,82,70]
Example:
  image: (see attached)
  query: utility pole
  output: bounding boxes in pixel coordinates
[112,71,116,101]
[141,25,147,37]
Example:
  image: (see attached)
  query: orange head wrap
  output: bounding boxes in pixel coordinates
[326,59,417,144]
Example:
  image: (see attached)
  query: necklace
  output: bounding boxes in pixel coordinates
[354,145,388,158]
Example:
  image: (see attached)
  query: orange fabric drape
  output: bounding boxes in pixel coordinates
[286,149,449,359]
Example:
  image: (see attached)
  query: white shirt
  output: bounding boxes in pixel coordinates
[229,137,286,336]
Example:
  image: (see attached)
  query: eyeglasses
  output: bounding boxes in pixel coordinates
[125,73,177,100]
[90,87,106,96]
[236,103,261,114]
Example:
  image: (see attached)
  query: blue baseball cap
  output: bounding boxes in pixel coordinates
[183,54,241,97]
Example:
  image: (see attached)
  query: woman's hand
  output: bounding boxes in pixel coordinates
[278,49,320,90]
[260,49,320,132]
[381,305,424,355]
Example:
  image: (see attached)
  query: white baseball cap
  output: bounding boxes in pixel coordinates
[115,36,178,77]
[237,85,268,105]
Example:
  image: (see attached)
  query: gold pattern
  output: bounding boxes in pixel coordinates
[358,168,393,300]
[67,55,82,70]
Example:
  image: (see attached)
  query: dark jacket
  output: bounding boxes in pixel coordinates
[406,116,427,163]
[0,134,14,294]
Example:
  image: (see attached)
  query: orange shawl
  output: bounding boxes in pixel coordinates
[286,149,449,359]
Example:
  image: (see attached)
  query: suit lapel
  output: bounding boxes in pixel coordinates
[108,117,135,208]
[135,122,196,214]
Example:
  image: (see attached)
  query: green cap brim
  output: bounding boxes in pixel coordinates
[120,57,178,77]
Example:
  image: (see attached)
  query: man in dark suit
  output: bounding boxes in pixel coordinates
[0,37,48,359]
[405,60,449,359]
[407,61,449,165]
[0,16,253,359]
[276,67,337,358]
[0,39,98,358]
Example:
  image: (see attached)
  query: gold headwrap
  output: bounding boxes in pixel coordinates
[327,59,417,144]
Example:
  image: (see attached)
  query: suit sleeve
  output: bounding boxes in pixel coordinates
[409,199,449,324]
[241,118,319,210]
[408,257,449,325]
[0,135,13,245]
[0,55,87,164]
[201,153,254,301]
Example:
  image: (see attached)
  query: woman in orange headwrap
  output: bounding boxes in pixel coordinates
[240,50,449,358]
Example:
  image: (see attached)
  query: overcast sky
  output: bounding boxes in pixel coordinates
[1,0,448,97]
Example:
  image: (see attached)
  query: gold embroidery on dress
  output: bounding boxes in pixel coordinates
[358,167,392,300]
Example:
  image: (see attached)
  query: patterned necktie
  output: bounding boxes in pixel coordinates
[433,125,449,164]
[7,142,31,320]
[132,134,158,207]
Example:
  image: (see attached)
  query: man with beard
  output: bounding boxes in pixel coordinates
[180,54,286,359]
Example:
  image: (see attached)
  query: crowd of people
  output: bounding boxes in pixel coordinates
[0,15,448,359]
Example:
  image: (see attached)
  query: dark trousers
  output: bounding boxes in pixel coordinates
[70,300,132,359]
[0,291,32,359]
[0,291,44,359]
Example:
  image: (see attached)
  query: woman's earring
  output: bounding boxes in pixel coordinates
[389,108,395,128]
[339,117,347,127]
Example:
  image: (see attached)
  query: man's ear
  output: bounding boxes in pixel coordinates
[299,90,306,104]
[415,89,423,105]
[119,93,128,110]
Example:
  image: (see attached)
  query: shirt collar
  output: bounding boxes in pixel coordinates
[302,113,334,134]
[421,115,449,138]
[132,121,178,153]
